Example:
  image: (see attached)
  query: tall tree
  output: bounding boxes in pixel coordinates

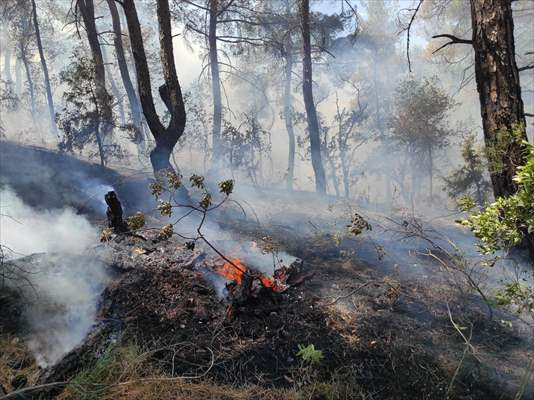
[469,0,528,198]
[3,35,13,91]
[299,0,326,193]
[122,0,186,174]
[282,42,296,190]
[31,0,57,136]
[105,0,144,148]
[76,0,113,159]
[430,0,529,198]
[176,0,268,167]
[208,0,223,162]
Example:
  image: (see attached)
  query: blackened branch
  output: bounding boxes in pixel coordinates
[400,0,424,73]
[518,64,534,72]
[431,34,473,54]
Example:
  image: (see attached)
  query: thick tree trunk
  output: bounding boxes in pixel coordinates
[470,0,528,198]
[77,0,113,153]
[31,0,57,137]
[283,54,295,190]
[106,0,144,148]
[122,0,186,176]
[299,0,326,193]
[209,0,222,162]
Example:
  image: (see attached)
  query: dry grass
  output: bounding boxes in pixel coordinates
[55,343,364,400]
[0,335,39,392]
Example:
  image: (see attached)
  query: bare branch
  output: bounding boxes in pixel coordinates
[399,0,424,73]
[431,34,473,54]
[518,63,534,72]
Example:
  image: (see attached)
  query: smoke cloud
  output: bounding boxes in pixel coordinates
[0,186,110,366]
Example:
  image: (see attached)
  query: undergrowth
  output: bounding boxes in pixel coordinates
[57,343,366,400]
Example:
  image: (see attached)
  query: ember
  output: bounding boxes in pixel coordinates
[216,258,247,284]
[215,257,292,293]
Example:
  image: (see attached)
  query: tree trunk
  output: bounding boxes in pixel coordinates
[327,155,340,197]
[340,150,350,198]
[77,0,113,153]
[209,0,223,163]
[15,56,22,96]
[31,0,58,137]
[3,36,13,91]
[105,0,144,147]
[122,0,186,176]
[107,65,126,125]
[19,44,36,126]
[470,0,528,198]
[428,145,433,202]
[283,53,295,190]
[299,0,326,193]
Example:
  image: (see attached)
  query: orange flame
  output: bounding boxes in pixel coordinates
[260,275,274,288]
[216,257,280,290]
[216,258,247,284]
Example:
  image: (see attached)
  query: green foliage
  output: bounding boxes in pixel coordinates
[495,280,534,314]
[221,113,271,183]
[388,77,456,158]
[67,344,144,400]
[457,196,477,212]
[444,135,491,205]
[460,141,534,254]
[57,49,121,160]
[297,344,324,364]
[484,124,527,176]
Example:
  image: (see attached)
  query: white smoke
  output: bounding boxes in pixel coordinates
[0,186,109,366]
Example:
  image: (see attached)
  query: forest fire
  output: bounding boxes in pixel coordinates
[215,257,288,292]
[216,258,247,285]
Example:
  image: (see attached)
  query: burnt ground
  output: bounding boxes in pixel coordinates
[2,212,531,399]
[0,146,532,399]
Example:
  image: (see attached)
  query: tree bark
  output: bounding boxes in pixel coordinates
[299,0,326,193]
[107,64,126,125]
[15,56,22,96]
[105,0,144,145]
[19,42,36,125]
[77,0,113,155]
[122,0,186,175]
[31,0,58,137]
[209,0,223,162]
[3,35,13,91]
[470,0,528,198]
[283,53,295,190]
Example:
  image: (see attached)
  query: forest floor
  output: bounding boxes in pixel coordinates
[0,146,533,399]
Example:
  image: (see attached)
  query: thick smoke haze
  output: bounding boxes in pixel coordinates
[0,187,109,366]
[0,187,98,255]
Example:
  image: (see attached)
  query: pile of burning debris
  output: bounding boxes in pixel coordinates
[213,256,309,307]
